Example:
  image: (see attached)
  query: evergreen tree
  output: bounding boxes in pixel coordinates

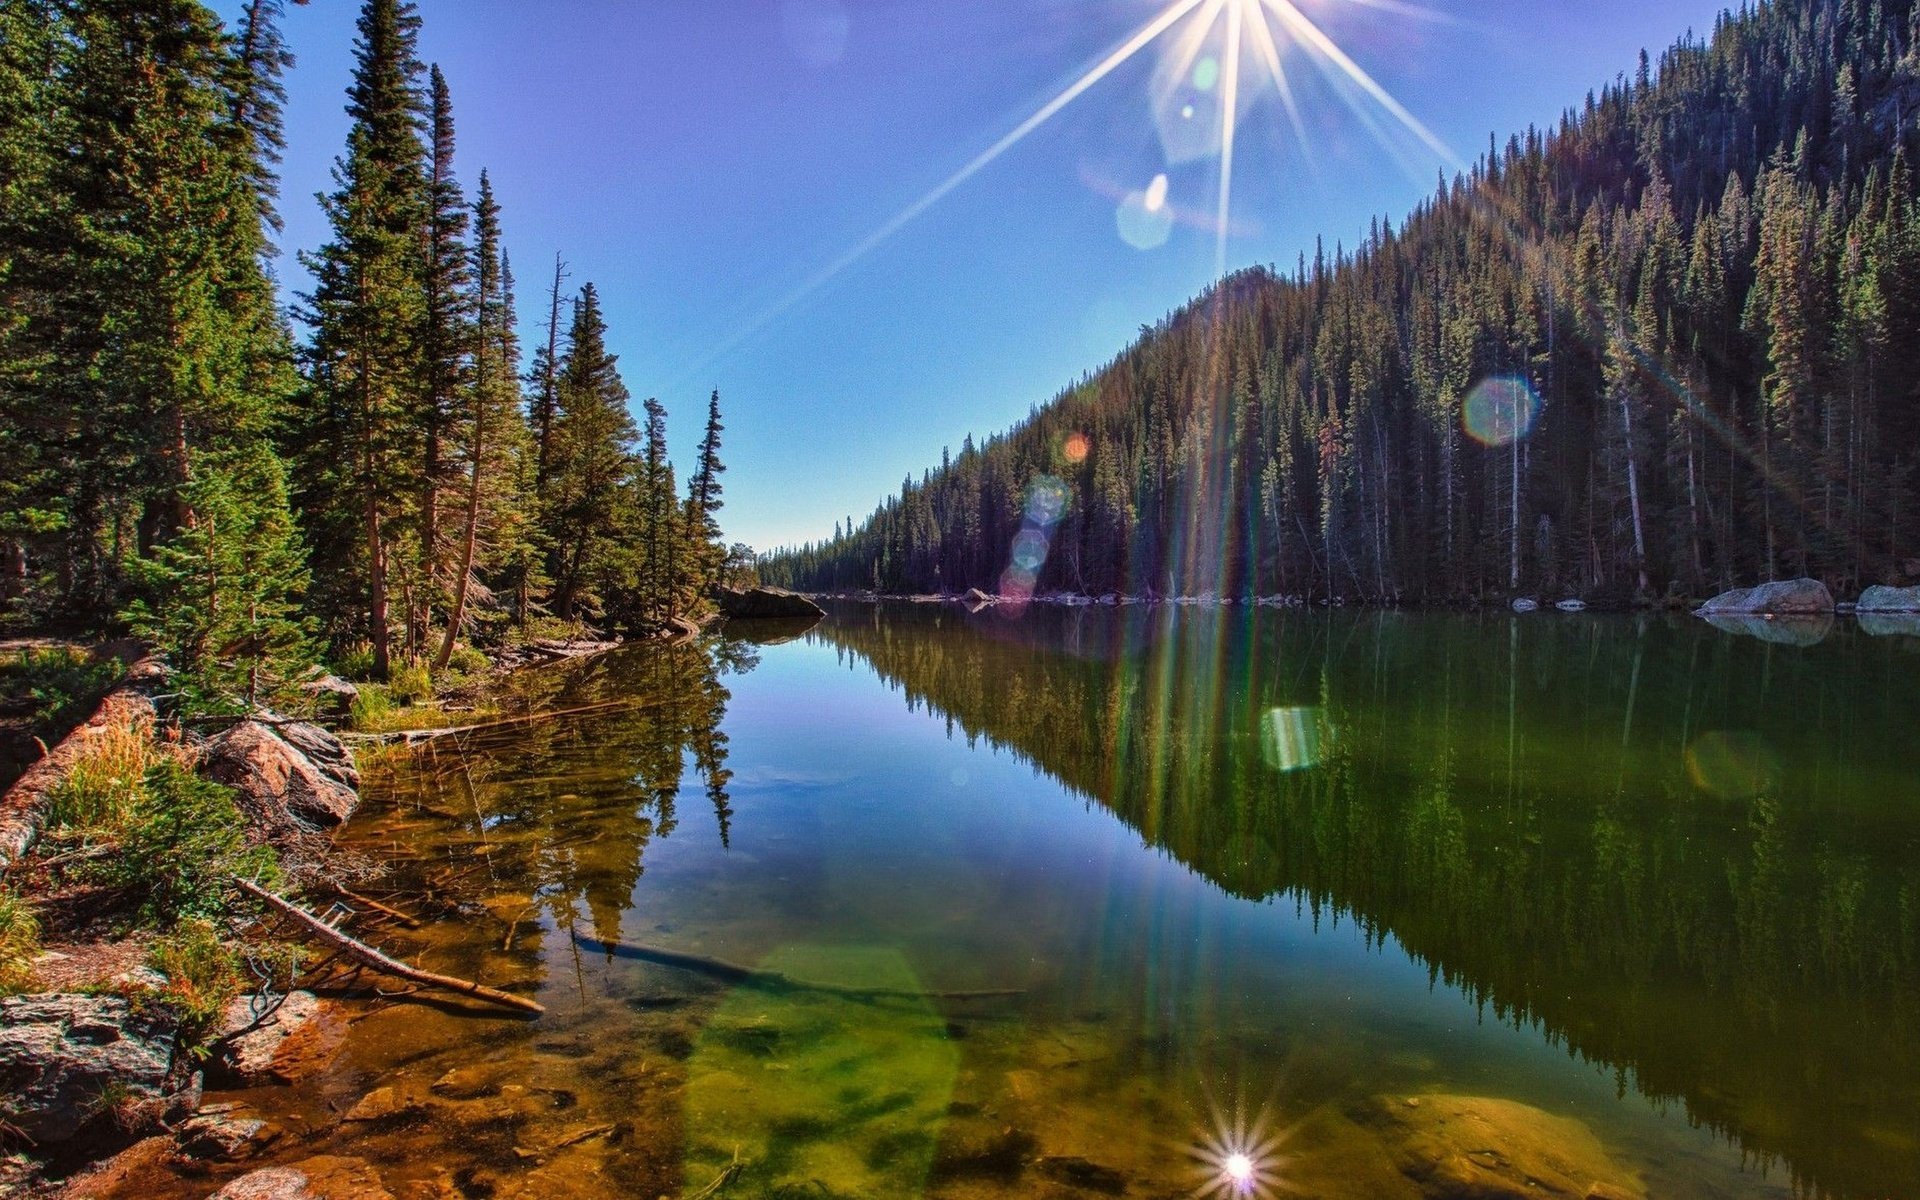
[683,389,727,595]
[545,284,639,620]
[294,0,427,679]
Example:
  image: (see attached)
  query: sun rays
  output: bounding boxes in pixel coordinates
[680,0,1455,384]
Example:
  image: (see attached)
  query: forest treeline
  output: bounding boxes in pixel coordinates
[0,0,744,700]
[767,0,1920,604]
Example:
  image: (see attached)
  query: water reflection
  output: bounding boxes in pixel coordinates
[813,603,1920,1200]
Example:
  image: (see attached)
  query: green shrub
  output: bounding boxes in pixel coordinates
[348,685,393,729]
[147,918,242,1039]
[0,889,39,995]
[446,645,490,676]
[103,759,278,926]
[332,645,377,682]
[48,718,164,832]
[388,663,434,705]
[0,648,120,738]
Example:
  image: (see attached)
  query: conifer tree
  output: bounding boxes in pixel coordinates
[295,0,427,679]
[437,171,533,668]
[683,390,727,596]
[545,284,639,620]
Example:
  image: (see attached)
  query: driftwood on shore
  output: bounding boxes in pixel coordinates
[238,878,545,1016]
[0,654,166,877]
[571,933,1023,1002]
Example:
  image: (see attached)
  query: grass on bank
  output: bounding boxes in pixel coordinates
[15,712,287,1030]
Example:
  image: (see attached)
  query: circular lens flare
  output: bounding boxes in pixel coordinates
[1463,376,1542,447]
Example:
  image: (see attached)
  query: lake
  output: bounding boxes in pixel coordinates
[223,604,1920,1199]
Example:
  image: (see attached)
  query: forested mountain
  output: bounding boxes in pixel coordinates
[0,0,735,698]
[766,0,1920,604]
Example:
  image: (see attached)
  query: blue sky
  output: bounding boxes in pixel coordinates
[222,0,1733,553]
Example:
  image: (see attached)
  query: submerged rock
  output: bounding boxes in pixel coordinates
[0,994,177,1146]
[202,720,358,831]
[716,586,827,620]
[1696,578,1834,616]
[1857,584,1920,613]
[209,991,344,1087]
[175,1104,282,1161]
[208,1155,394,1200]
[1360,1094,1644,1200]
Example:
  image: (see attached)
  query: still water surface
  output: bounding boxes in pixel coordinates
[234,605,1919,1199]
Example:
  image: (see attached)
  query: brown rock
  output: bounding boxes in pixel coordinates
[1362,1094,1644,1200]
[210,991,344,1087]
[343,1085,423,1124]
[202,721,358,831]
[0,994,177,1145]
[208,1156,394,1200]
[175,1104,281,1161]
[52,1136,178,1199]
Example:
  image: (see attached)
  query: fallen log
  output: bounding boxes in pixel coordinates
[237,878,544,1016]
[0,653,166,877]
[571,933,1023,1002]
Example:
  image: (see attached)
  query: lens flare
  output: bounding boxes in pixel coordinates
[1260,706,1326,771]
[1187,1096,1296,1199]
[1686,731,1781,800]
[1063,432,1091,463]
[1225,1153,1254,1183]
[1462,376,1542,447]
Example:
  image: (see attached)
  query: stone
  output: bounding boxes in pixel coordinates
[715,586,827,620]
[297,675,359,718]
[342,1085,424,1124]
[273,720,359,791]
[208,1156,394,1200]
[175,1105,281,1161]
[963,588,996,605]
[51,1135,178,1199]
[0,994,177,1145]
[210,991,345,1087]
[1361,1094,1644,1200]
[1556,599,1589,612]
[1857,584,1920,613]
[1037,1155,1127,1194]
[1695,578,1835,616]
[1511,598,1539,613]
[201,720,358,831]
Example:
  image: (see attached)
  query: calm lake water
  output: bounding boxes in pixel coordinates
[221,604,1920,1199]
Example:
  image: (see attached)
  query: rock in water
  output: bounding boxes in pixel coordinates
[963,587,995,605]
[0,994,177,1145]
[1511,598,1539,613]
[1703,613,1835,647]
[1696,578,1835,616]
[207,1156,394,1200]
[201,720,358,831]
[1361,1094,1644,1200]
[1556,598,1589,612]
[716,586,827,620]
[1856,584,1920,613]
[209,991,344,1087]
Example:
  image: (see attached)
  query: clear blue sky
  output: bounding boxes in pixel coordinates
[221,0,1732,553]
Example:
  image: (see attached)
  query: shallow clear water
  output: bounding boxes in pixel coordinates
[217,605,1920,1199]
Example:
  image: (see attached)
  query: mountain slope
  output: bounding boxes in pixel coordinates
[767,0,1920,603]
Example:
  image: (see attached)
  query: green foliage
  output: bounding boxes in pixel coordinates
[348,684,393,729]
[544,283,642,622]
[49,719,165,832]
[107,759,278,927]
[0,647,119,738]
[388,662,434,704]
[146,918,243,1033]
[0,887,40,995]
[124,449,312,710]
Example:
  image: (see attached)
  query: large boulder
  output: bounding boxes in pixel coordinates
[201,720,358,831]
[716,587,826,620]
[1696,578,1835,616]
[1360,1094,1644,1200]
[1856,584,1920,613]
[0,994,177,1145]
